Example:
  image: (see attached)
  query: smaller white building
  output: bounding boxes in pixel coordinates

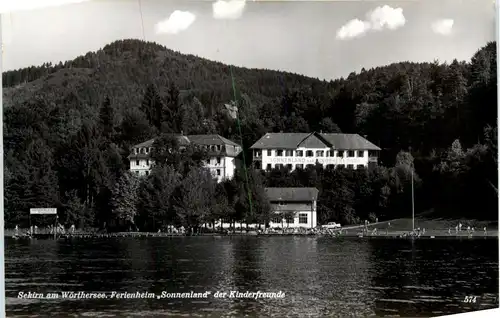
[266,187,319,229]
[128,134,242,182]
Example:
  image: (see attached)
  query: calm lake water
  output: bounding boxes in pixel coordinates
[4,236,499,317]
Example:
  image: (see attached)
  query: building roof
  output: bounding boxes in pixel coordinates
[250,132,381,150]
[320,133,380,150]
[134,138,156,148]
[131,134,240,149]
[250,133,311,149]
[265,187,319,202]
[187,134,240,148]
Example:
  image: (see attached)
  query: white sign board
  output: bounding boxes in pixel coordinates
[30,208,57,215]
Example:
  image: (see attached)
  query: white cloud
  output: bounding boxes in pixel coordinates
[212,0,246,20]
[366,5,406,30]
[336,19,371,40]
[336,5,406,40]
[155,10,196,35]
[431,19,454,36]
[0,0,91,13]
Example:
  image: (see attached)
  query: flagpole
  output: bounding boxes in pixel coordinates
[411,165,415,231]
[230,66,253,221]
[0,12,7,318]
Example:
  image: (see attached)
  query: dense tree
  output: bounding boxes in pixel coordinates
[2,39,497,228]
[137,165,181,231]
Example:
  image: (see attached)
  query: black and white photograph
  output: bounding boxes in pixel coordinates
[1,0,498,317]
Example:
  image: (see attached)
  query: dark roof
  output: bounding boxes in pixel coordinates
[320,133,381,151]
[127,153,150,160]
[250,132,380,150]
[250,133,311,149]
[134,138,156,148]
[187,134,240,147]
[131,134,240,149]
[265,187,319,202]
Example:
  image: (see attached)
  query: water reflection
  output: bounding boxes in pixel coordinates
[5,237,499,317]
[369,238,499,317]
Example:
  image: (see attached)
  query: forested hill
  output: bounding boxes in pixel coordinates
[2,39,325,109]
[2,39,498,228]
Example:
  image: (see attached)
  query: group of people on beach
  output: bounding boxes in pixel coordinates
[447,222,488,236]
[14,223,76,238]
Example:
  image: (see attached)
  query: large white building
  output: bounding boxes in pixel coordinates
[266,187,319,229]
[250,132,380,171]
[128,134,242,182]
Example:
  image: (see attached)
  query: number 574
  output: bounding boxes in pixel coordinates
[463,296,477,303]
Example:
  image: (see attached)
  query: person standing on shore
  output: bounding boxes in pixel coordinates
[455,225,458,234]
[15,225,19,236]
[459,223,462,232]
[484,227,487,236]
[448,228,451,235]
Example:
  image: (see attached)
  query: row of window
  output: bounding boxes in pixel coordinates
[135,160,150,166]
[255,150,365,158]
[134,147,153,155]
[134,168,223,177]
[133,144,239,155]
[270,213,309,224]
[266,163,365,170]
[134,158,223,167]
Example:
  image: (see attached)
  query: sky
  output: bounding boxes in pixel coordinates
[0,0,497,80]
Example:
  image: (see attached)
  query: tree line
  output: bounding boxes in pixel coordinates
[3,39,497,230]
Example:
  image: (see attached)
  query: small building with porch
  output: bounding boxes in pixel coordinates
[265,187,319,229]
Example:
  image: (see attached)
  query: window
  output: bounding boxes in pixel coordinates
[296,150,303,157]
[254,150,261,157]
[271,217,281,223]
[216,145,221,151]
[357,151,364,157]
[347,164,354,169]
[145,148,148,154]
[306,150,314,157]
[136,160,140,166]
[286,215,294,224]
[217,158,221,165]
[337,151,344,157]
[316,150,324,157]
[326,150,331,157]
[299,214,308,224]
[286,164,293,170]
[217,169,221,176]
[276,164,284,169]
[276,150,283,157]
[146,160,149,166]
[357,164,365,170]
[295,164,304,169]
[134,148,138,154]
[266,164,272,171]
[145,171,149,176]
[285,150,293,156]
[140,148,145,154]
[348,151,355,157]
[267,150,272,156]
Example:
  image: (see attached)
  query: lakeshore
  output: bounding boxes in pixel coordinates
[5,218,498,239]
